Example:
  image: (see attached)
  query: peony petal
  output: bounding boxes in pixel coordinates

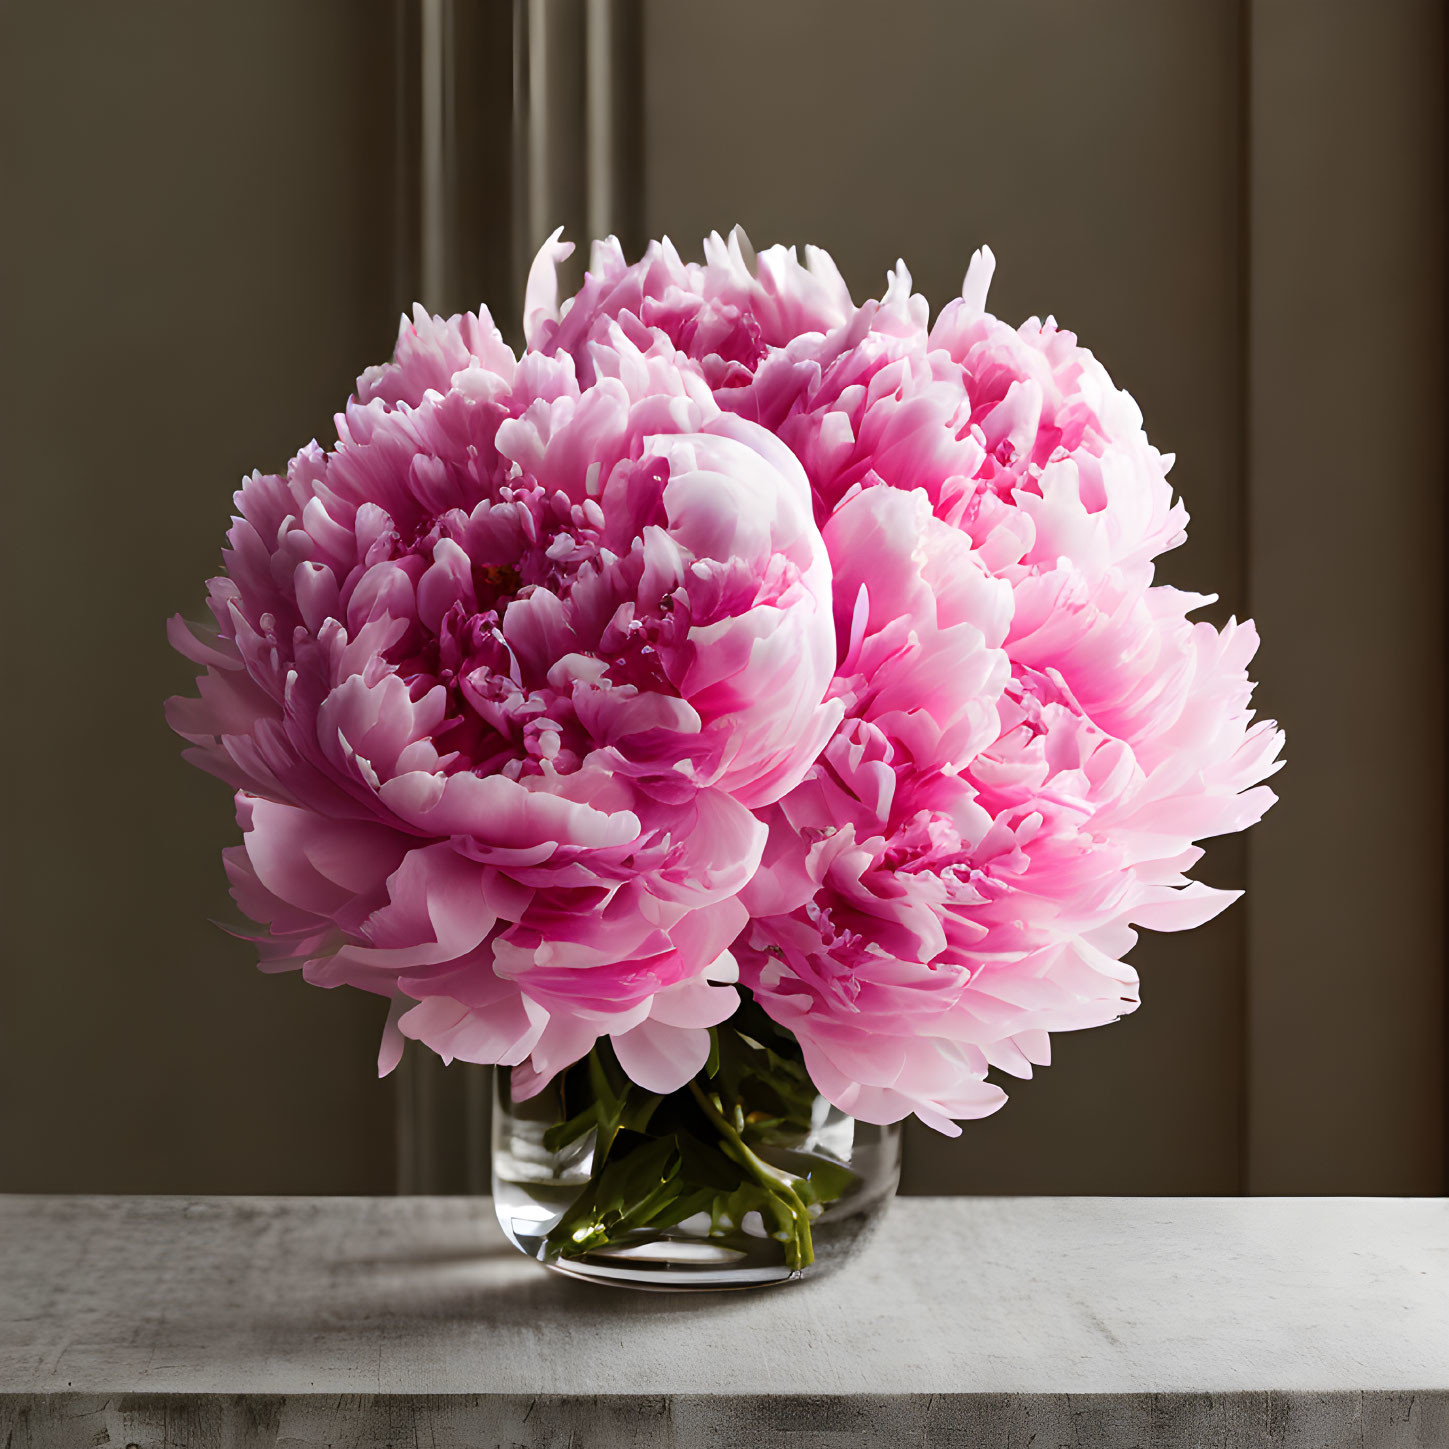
[523,227,576,347]
[611,1018,713,1094]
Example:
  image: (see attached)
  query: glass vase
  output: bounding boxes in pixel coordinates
[492,1000,901,1291]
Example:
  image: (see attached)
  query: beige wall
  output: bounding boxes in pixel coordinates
[642,0,1252,1194]
[1,4,400,1191]
[641,0,1445,1194]
[1245,0,1446,1193]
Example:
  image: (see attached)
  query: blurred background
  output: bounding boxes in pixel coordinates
[2,0,1443,1199]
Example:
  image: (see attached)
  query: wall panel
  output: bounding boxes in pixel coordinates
[643,0,1252,1193]
[0,2,403,1192]
[1245,0,1445,1193]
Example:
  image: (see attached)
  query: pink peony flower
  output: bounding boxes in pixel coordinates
[173,227,1283,1137]
[168,291,841,1095]
[527,226,855,392]
[529,231,1284,1131]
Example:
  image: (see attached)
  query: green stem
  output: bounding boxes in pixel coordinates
[688,1079,816,1270]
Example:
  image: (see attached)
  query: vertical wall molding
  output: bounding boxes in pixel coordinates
[394,0,515,1195]
[394,0,643,1193]
[586,0,644,257]
[511,0,643,305]
[1244,0,1446,1193]
[1232,0,1255,1197]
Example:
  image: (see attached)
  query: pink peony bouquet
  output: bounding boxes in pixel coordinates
[171,227,1281,1195]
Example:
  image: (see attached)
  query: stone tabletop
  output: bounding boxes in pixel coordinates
[1,1194,1445,1447]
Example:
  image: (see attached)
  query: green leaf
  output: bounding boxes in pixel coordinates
[619,1090,663,1135]
[546,1132,682,1254]
[539,998,862,1270]
[795,1156,856,1207]
[674,1128,746,1191]
[541,1104,600,1155]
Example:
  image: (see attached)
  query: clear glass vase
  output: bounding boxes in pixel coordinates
[492,1002,901,1291]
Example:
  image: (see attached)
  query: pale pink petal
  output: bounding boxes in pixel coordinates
[612,1018,713,1094]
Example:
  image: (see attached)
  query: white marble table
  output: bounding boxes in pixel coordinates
[1,1195,1445,1447]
